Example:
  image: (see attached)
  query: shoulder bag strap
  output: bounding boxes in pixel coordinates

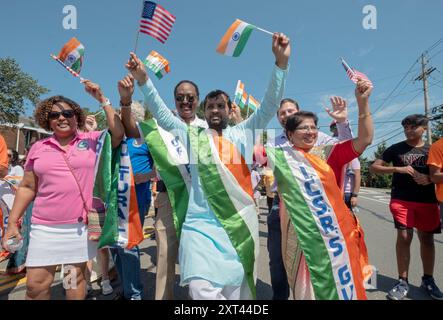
[61,153,89,214]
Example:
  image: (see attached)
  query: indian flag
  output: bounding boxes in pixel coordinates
[144,51,171,80]
[216,19,255,57]
[95,132,143,250]
[234,80,246,108]
[57,37,84,74]
[247,95,260,111]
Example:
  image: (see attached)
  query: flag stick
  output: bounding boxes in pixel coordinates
[255,26,274,36]
[94,110,105,117]
[134,31,141,55]
[340,57,356,77]
[133,0,145,54]
[50,54,85,82]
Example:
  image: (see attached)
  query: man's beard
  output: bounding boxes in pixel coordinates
[208,117,228,131]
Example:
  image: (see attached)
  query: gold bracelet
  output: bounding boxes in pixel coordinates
[358,112,372,119]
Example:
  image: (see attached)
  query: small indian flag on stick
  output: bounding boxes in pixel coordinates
[216,19,273,57]
[234,80,246,108]
[144,51,170,79]
[248,95,260,111]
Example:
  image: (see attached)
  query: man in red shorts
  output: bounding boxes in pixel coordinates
[370,114,442,300]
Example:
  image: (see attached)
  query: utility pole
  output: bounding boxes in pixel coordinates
[415,54,436,144]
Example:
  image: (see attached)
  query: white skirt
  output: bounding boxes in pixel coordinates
[26,223,98,267]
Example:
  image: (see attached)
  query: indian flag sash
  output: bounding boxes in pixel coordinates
[138,119,191,238]
[189,127,259,298]
[266,146,369,300]
[95,131,143,250]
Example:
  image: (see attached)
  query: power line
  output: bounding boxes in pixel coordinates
[284,70,420,97]
[371,59,419,116]
[425,36,443,54]
[366,129,405,151]
[429,47,443,60]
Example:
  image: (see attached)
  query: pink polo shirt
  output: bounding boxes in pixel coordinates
[25,131,103,225]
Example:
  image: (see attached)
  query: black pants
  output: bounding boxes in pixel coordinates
[266,196,290,300]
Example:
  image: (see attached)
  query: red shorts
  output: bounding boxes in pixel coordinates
[390,199,441,233]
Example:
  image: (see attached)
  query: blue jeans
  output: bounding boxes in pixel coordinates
[110,183,151,300]
[267,196,289,300]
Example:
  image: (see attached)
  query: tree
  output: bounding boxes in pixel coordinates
[432,115,443,141]
[0,57,49,123]
[362,141,392,188]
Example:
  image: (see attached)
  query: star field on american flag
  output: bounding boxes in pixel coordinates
[139,1,176,44]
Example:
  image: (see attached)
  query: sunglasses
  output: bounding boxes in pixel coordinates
[48,110,75,120]
[175,94,196,103]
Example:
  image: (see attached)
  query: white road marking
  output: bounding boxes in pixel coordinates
[359,195,390,205]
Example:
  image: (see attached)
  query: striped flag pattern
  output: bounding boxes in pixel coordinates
[139,1,176,44]
[247,95,260,111]
[57,37,84,73]
[144,51,170,79]
[341,58,371,85]
[50,54,84,81]
[216,19,255,57]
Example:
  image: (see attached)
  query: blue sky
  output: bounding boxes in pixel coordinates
[1,0,443,158]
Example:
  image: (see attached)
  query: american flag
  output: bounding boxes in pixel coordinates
[139,1,176,44]
[341,58,371,84]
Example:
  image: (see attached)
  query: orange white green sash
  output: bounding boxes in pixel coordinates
[189,127,259,298]
[138,119,191,238]
[95,131,143,250]
[266,145,369,300]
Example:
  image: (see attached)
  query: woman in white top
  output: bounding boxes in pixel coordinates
[7,149,24,178]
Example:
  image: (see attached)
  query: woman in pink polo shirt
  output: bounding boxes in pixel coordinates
[1,80,124,300]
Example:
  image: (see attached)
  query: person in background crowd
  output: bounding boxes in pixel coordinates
[263,167,275,214]
[7,149,24,178]
[0,135,8,179]
[370,114,443,300]
[330,122,361,212]
[1,79,124,300]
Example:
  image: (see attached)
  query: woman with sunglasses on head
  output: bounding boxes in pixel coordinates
[266,77,374,300]
[1,80,124,300]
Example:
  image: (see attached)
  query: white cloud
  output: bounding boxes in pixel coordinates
[356,45,375,57]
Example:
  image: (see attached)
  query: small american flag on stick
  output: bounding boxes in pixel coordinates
[340,57,371,85]
[139,1,176,44]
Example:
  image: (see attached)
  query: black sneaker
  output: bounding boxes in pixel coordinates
[387,279,409,300]
[421,277,443,300]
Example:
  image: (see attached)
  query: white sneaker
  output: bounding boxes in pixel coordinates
[101,279,113,296]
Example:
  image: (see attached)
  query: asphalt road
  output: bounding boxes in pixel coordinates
[1,187,442,300]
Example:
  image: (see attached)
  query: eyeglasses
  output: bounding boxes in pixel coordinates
[295,125,319,133]
[48,110,75,120]
[175,94,196,103]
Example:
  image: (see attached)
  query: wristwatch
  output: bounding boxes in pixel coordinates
[99,98,111,108]
[351,193,358,198]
